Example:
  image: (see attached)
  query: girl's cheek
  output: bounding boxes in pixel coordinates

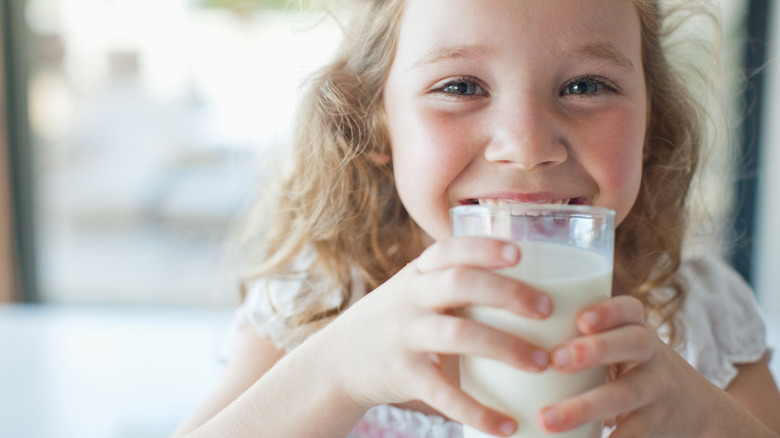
[581,111,645,221]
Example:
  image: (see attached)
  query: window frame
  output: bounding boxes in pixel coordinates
[2,0,38,302]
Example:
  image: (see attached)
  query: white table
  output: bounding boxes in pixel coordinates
[1,304,778,438]
[0,304,233,438]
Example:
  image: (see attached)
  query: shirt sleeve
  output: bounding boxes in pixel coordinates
[232,272,329,352]
[221,251,336,355]
[676,256,769,389]
[221,251,366,358]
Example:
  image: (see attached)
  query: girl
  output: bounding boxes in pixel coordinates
[173,0,780,437]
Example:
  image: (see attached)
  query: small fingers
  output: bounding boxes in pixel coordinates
[410,314,549,371]
[551,325,656,372]
[415,236,520,273]
[576,295,645,334]
[415,267,552,319]
[414,364,518,437]
[537,369,655,433]
[407,237,553,319]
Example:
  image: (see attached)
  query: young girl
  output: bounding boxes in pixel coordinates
[173,0,780,437]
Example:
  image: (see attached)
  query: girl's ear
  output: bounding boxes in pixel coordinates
[367,150,392,166]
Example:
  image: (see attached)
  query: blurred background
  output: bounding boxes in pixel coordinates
[0,1,341,437]
[0,0,778,437]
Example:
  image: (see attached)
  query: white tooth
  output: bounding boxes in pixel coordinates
[477,198,576,206]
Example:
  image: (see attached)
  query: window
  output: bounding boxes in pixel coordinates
[20,0,339,306]
[5,0,779,318]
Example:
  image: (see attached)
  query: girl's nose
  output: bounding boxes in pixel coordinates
[483,101,568,170]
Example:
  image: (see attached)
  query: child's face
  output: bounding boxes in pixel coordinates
[383,0,647,243]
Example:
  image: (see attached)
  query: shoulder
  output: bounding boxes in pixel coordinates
[229,250,367,353]
[679,256,752,298]
[673,255,768,388]
[678,256,763,337]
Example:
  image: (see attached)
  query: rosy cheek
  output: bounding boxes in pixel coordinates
[599,145,642,191]
[584,111,645,219]
[390,108,474,239]
[402,109,474,178]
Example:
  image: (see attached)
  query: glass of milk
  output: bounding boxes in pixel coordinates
[451,204,615,438]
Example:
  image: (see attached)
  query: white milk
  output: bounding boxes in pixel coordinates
[461,241,612,438]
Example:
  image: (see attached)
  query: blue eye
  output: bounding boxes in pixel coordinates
[444,81,480,95]
[435,77,487,98]
[562,77,615,96]
[566,80,600,94]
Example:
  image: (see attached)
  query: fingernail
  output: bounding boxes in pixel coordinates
[533,349,549,368]
[552,347,570,367]
[499,419,517,435]
[501,243,519,264]
[581,310,599,328]
[541,407,562,428]
[535,295,552,316]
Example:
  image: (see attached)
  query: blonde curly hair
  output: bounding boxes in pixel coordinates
[237,0,722,346]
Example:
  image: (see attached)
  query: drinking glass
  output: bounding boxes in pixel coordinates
[451,204,615,438]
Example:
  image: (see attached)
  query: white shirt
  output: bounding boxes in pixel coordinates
[228,255,768,438]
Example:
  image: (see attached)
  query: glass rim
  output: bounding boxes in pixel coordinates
[450,204,616,218]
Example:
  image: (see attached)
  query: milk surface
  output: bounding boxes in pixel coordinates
[461,241,611,438]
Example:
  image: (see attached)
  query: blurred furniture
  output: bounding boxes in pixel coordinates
[0,304,233,438]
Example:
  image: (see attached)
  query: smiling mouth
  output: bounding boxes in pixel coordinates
[462,198,587,206]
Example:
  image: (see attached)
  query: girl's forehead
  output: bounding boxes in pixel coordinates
[393,0,642,67]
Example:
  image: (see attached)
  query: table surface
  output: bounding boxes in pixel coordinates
[0,304,233,438]
[1,304,779,438]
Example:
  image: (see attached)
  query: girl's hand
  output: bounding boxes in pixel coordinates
[540,296,724,437]
[320,236,553,437]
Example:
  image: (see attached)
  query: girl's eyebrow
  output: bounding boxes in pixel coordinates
[562,41,635,70]
[411,45,492,70]
[410,42,634,71]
